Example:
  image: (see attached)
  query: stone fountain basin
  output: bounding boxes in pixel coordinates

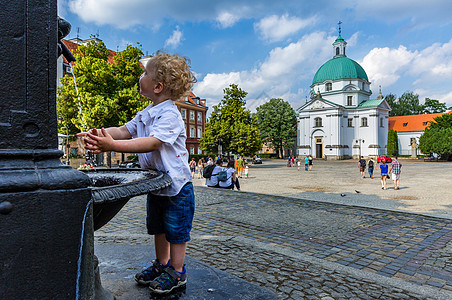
[80,169,171,231]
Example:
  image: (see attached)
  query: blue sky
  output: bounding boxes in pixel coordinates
[58,0,452,112]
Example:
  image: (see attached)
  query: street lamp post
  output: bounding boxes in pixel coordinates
[356,138,365,157]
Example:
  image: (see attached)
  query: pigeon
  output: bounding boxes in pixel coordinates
[355,190,361,193]
[340,193,346,197]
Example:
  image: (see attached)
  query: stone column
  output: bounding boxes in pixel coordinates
[0,1,94,299]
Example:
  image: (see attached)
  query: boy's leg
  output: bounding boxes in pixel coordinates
[155,233,170,265]
[170,242,187,272]
[149,183,194,294]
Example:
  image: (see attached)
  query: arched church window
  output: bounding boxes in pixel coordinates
[315,117,322,127]
[336,47,339,56]
[325,82,332,91]
[361,117,368,127]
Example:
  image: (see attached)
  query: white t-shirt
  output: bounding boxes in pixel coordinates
[205,165,222,187]
[125,100,191,197]
[219,167,235,188]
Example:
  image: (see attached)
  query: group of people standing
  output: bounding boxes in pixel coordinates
[358,155,402,190]
[287,156,313,171]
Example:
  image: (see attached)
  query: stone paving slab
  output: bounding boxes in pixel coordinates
[95,244,276,299]
[95,186,452,299]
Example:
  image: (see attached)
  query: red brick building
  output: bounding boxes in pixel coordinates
[176,92,208,154]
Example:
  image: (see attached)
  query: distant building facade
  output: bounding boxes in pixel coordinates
[176,92,208,155]
[296,28,390,159]
[388,112,450,157]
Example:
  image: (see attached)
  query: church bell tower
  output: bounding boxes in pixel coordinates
[333,21,347,58]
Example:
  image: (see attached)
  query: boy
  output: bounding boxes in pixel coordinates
[77,51,196,294]
[358,156,366,178]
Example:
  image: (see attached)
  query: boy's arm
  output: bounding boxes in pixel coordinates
[84,128,163,154]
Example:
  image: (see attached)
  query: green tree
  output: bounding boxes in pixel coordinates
[386,92,423,116]
[200,84,261,156]
[423,98,448,114]
[387,129,399,156]
[57,41,150,165]
[385,93,397,113]
[256,98,297,158]
[419,113,452,160]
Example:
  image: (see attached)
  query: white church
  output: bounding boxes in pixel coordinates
[296,27,390,160]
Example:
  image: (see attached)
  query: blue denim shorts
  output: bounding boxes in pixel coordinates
[146,182,195,243]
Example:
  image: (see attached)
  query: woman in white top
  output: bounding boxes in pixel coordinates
[219,160,240,190]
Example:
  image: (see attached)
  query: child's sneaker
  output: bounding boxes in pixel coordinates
[149,266,187,294]
[134,259,168,285]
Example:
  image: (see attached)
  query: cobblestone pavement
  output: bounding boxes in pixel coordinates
[96,186,452,299]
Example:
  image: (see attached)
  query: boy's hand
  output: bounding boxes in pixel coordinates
[84,128,115,154]
[76,128,101,149]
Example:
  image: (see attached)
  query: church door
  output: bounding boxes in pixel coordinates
[315,138,323,158]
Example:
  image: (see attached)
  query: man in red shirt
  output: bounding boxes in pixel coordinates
[389,155,402,190]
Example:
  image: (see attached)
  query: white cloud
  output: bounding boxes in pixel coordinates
[254,14,316,42]
[360,46,417,89]
[360,39,452,107]
[216,12,240,28]
[410,39,452,83]
[194,31,333,110]
[164,27,183,49]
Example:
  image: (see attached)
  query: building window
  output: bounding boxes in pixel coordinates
[181,109,186,119]
[423,121,428,126]
[314,117,322,127]
[325,82,332,91]
[190,127,195,138]
[197,112,202,122]
[361,117,368,127]
[347,96,353,106]
[197,128,202,138]
[380,118,384,127]
[348,118,353,127]
[336,47,339,56]
[190,111,195,121]
[403,122,408,127]
[189,146,195,154]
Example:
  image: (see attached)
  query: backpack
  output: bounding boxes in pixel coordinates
[368,160,374,168]
[203,164,216,178]
[218,169,228,182]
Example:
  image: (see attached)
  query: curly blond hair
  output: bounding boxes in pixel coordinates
[146,51,196,100]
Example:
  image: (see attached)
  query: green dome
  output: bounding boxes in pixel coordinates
[312,56,368,85]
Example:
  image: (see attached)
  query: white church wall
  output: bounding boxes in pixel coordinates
[378,115,389,155]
